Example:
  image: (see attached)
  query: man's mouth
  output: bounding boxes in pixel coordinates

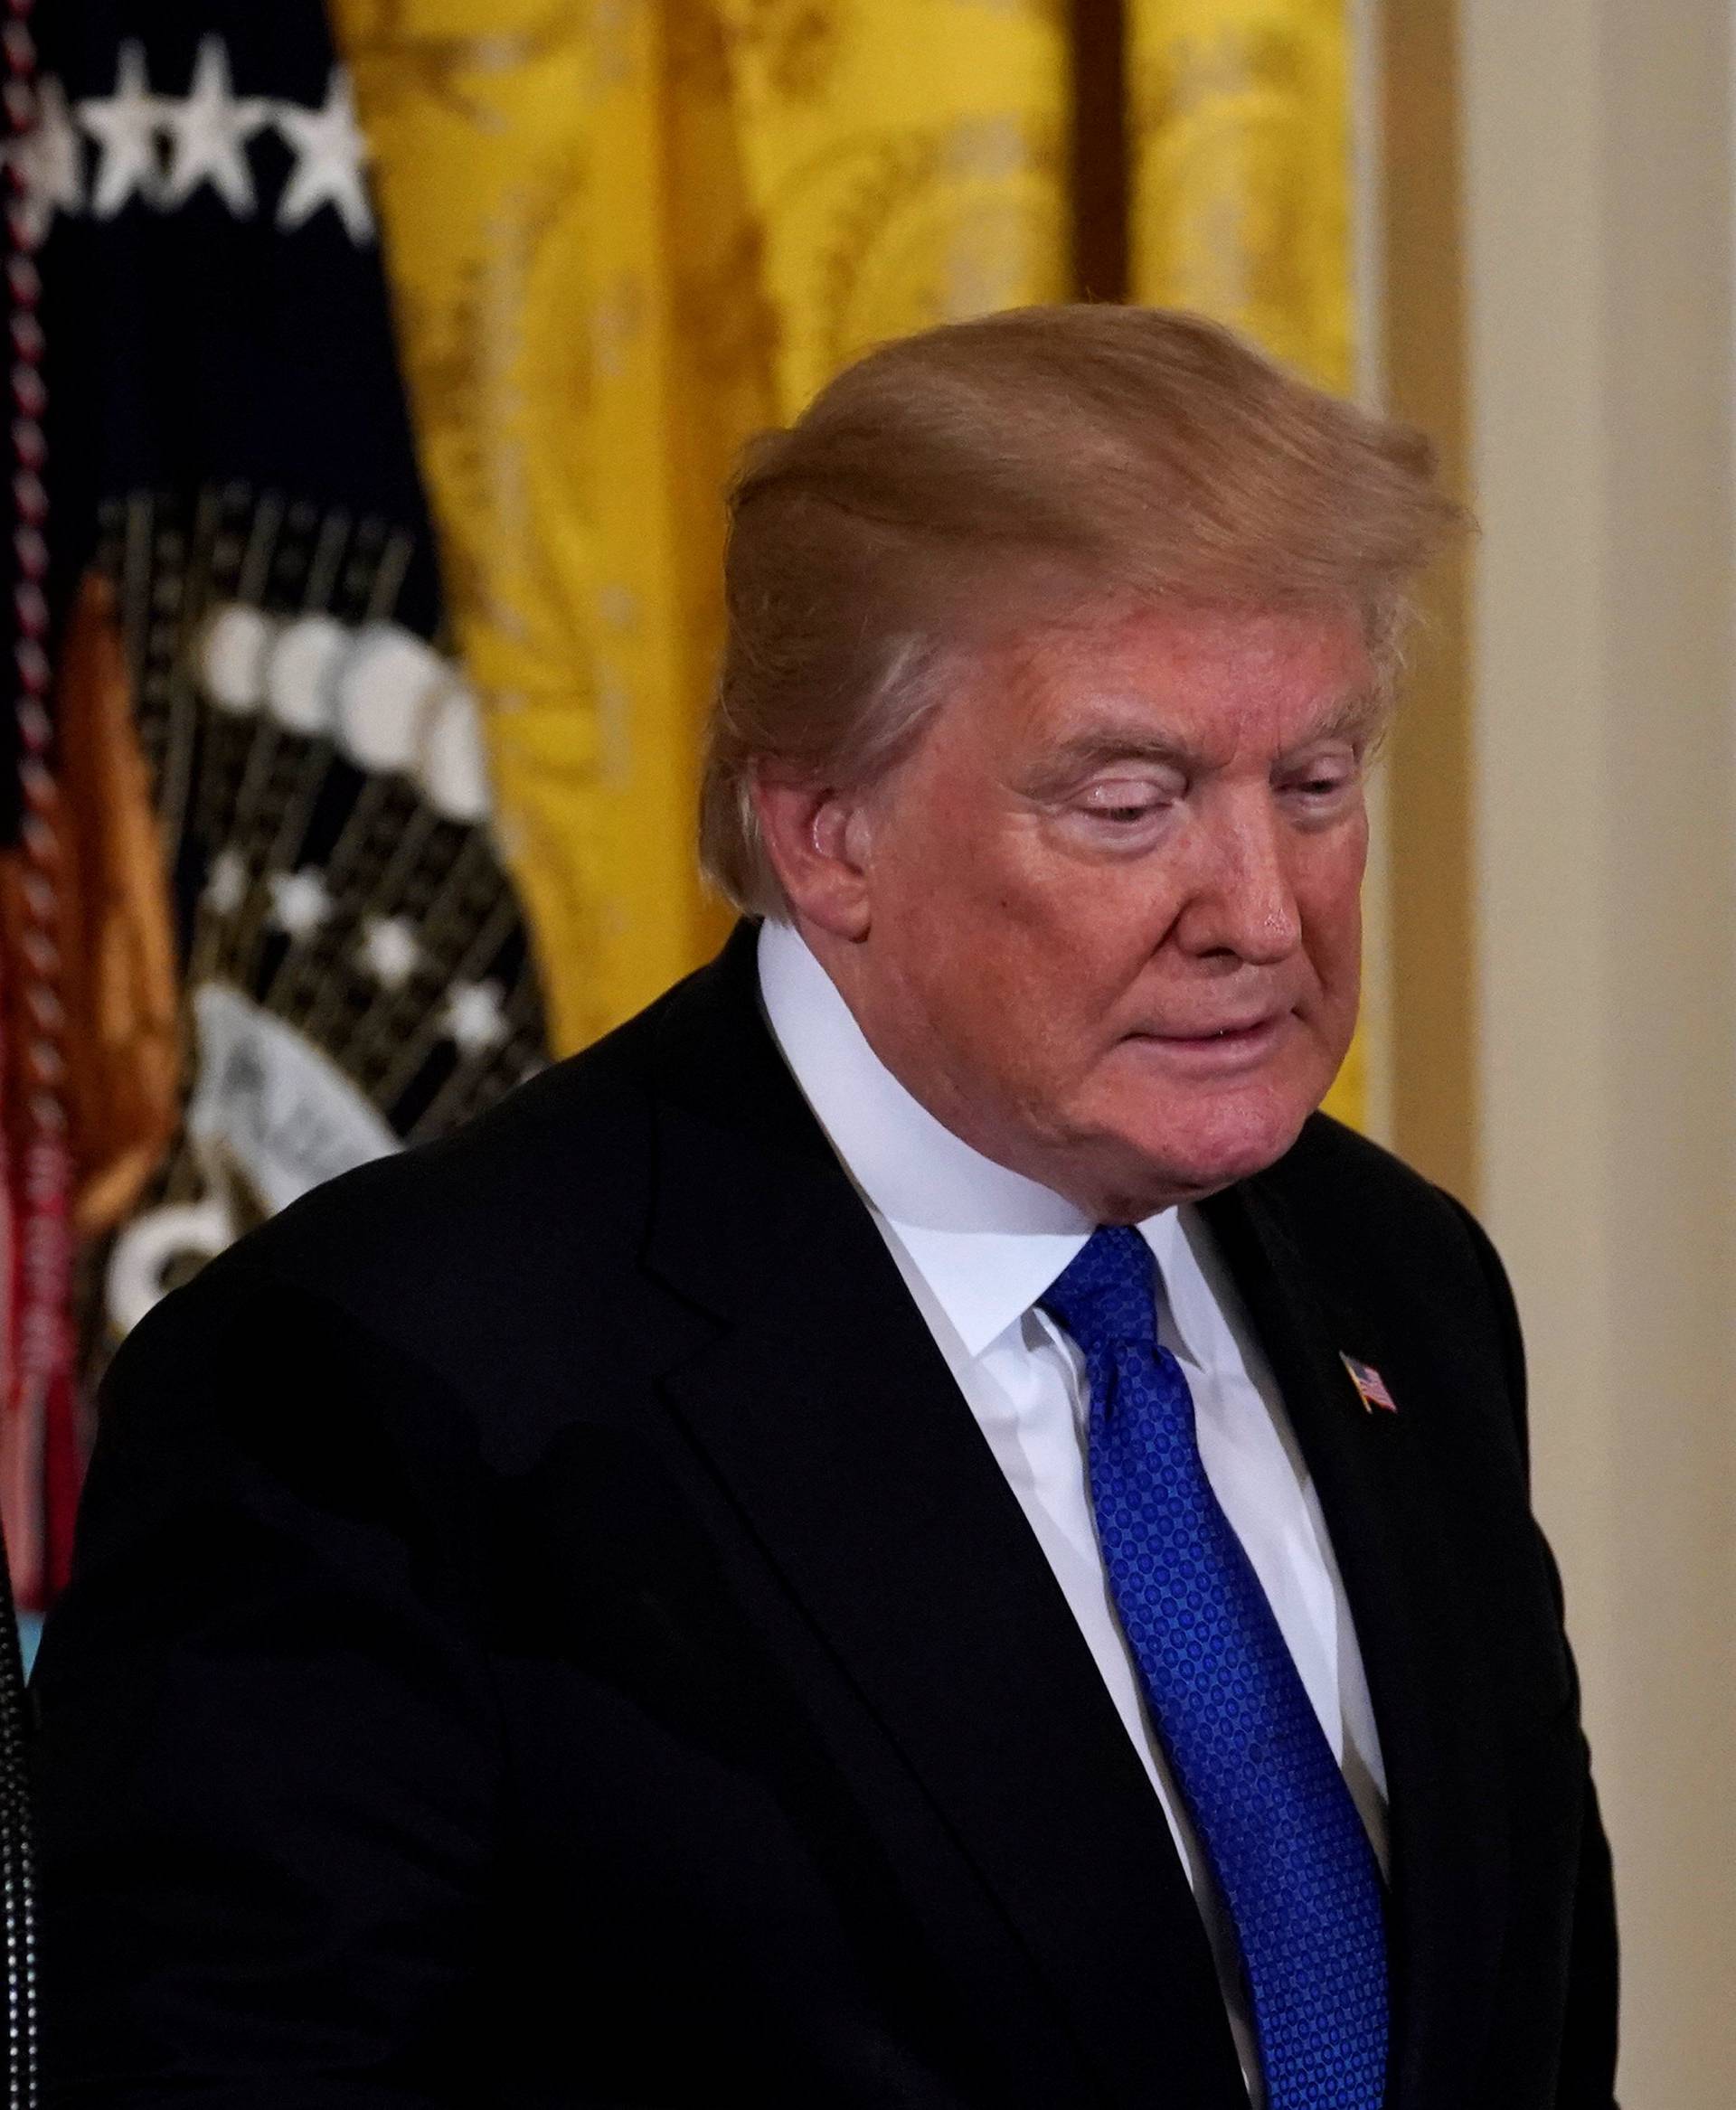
[1127,1013,1293,1066]
[1151,1014,1283,1041]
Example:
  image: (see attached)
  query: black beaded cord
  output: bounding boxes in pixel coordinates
[0,0,49,2097]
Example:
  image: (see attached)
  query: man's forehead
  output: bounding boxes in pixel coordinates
[995,591,1365,674]
[997,603,1382,756]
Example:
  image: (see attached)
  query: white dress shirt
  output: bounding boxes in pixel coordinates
[757,918,1388,2105]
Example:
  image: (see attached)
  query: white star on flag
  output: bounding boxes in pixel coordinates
[276,67,373,244]
[440,981,509,1058]
[79,42,165,219]
[360,917,423,992]
[162,38,271,215]
[267,867,334,940]
[8,77,84,247]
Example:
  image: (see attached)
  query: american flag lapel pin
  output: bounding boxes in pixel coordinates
[1340,1352,1398,1414]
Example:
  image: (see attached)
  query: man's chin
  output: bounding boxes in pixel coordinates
[1090,1097,1316,1217]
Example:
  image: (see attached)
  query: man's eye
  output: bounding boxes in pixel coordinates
[1077,780,1174,824]
[1287,767,1358,801]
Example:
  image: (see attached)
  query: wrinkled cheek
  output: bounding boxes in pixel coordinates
[1317,975,1364,1069]
[963,971,1059,1097]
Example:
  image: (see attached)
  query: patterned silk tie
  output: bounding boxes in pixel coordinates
[1042,1225,1389,2110]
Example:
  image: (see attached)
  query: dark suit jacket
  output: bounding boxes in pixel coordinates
[32,924,1618,2108]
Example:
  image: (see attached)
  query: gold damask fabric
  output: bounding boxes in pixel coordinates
[1126,0,1362,1123]
[1126,0,1351,390]
[330,0,1068,1051]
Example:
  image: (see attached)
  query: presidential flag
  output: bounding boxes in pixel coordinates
[4,0,552,1607]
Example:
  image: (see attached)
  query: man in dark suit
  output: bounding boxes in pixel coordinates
[33,306,1618,2107]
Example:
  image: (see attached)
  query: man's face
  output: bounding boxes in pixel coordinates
[831,601,1376,1220]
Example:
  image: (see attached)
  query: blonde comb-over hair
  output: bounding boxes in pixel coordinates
[700,304,1466,918]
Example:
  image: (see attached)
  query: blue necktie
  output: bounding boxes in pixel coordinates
[1043,1225,1388,2110]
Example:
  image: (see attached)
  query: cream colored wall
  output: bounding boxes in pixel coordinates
[1460,0,1736,2100]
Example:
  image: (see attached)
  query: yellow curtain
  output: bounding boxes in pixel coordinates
[1126,0,1352,388]
[331,0,1068,1053]
[1124,0,1364,1128]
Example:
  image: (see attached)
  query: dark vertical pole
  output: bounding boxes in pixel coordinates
[1068,0,1130,302]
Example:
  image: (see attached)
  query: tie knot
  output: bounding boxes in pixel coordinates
[1039,1223,1157,1359]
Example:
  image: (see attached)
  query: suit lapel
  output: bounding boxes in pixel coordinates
[1202,1174,1510,2110]
[640,935,1249,2110]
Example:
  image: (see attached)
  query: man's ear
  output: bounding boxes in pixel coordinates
[752,770,873,940]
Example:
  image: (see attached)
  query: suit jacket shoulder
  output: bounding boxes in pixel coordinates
[120,972,717,1474]
[1243,1113,1531,1469]
[1265,1114,1514,1335]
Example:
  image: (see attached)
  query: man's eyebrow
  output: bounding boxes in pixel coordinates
[1287,689,1387,754]
[1018,689,1387,794]
[1021,729,1200,790]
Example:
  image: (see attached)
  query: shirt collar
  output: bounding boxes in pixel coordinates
[757,918,1195,1361]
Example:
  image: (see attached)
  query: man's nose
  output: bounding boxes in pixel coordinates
[1172,805,1303,965]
